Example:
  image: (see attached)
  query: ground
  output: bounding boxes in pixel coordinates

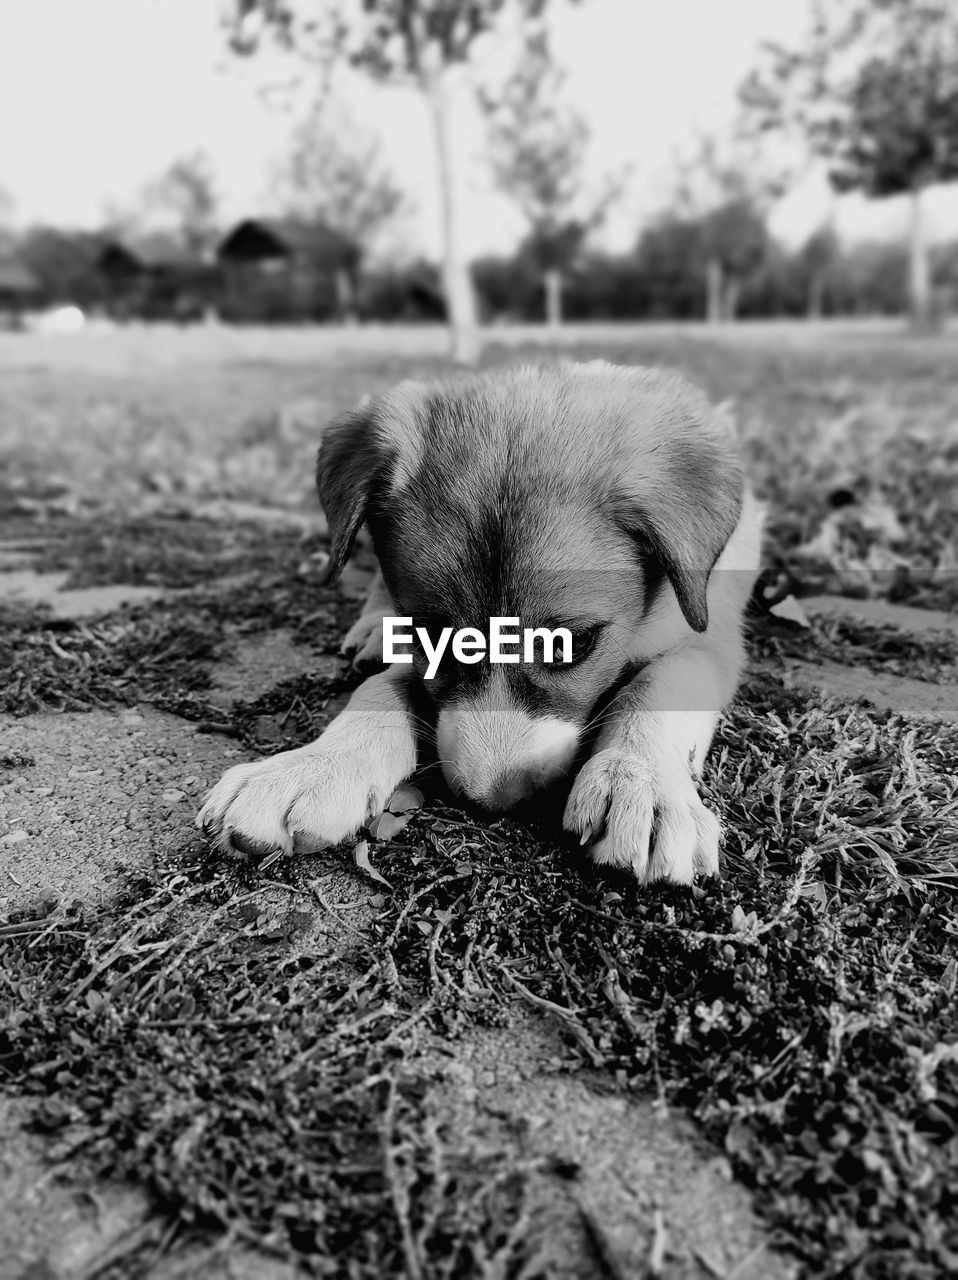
[1,321,957,1280]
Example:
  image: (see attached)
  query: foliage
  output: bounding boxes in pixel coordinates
[142,152,221,258]
[742,0,958,199]
[480,24,612,278]
[225,1,582,361]
[13,227,108,309]
[669,132,782,320]
[276,93,406,253]
[700,198,770,282]
[2,678,957,1275]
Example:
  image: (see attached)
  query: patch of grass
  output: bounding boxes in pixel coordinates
[0,600,219,715]
[751,612,958,684]
[30,515,308,591]
[3,677,957,1277]
[4,333,958,609]
[0,750,35,770]
[0,517,359,719]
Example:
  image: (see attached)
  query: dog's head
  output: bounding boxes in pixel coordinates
[317,362,744,811]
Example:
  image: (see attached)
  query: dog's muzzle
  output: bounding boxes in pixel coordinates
[436,703,580,812]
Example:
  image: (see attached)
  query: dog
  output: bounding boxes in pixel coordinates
[198,361,763,884]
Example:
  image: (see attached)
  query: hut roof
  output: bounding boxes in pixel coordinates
[217,218,358,267]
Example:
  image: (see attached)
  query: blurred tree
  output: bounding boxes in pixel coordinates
[225,0,579,363]
[143,151,220,258]
[673,132,779,323]
[634,217,707,319]
[480,24,617,328]
[741,0,958,327]
[699,198,770,321]
[276,95,405,317]
[15,227,106,309]
[796,223,841,318]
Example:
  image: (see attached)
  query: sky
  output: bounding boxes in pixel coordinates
[2,0,956,259]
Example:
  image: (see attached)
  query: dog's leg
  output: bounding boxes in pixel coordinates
[197,664,418,857]
[340,569,395,665]
[564,497,762,885]
[563,639,743,884]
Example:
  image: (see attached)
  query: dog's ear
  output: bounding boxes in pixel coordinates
[315,398,395,584]
[614,419,744,634]
[316,384,427,584]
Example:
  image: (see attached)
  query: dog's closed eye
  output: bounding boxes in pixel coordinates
[542,623,604,669]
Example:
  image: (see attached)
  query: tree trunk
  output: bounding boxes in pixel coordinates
[908,185,931,329]
[807,270,825,320]
[723,276,742,322]
[334,266,358,325]
[424,69,479,365]
[706,257,723,324]
[544,268,563,329]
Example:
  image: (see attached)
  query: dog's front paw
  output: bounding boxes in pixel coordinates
[197,748,398,858]
[563,749,720,884]
[340,612,386,666]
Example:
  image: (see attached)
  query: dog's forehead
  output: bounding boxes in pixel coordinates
[382,486,638,625]
[378,362,713,492]
[371,362,715,622]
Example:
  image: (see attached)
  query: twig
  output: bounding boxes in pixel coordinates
[575,1196,631,1280]
[884,902,932,988]
[381,1079,424,1280]
[498,969,603,1067]
[648,1207,668,1277]
[310,878,366,938]
[726,1242,772,1280]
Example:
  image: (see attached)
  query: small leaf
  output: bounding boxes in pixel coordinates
[368,810,409,841]
[353,840,391,887]
[769,594,811,627]
[731,904,749,933]
[386,785,424,815]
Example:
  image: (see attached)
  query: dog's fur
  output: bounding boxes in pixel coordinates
[198,361,763,884]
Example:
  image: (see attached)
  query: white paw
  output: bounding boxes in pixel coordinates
[197,746,403,858]
[340,612,386,665]
[563,749,721,884]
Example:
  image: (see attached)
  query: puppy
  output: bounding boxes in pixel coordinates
[198,361,762,884]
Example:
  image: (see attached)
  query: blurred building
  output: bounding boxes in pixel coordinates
[216,218,361,322]
[0,259,40,327]
[96,240,214,322]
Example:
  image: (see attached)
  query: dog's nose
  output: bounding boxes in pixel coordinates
[483,769,539,813]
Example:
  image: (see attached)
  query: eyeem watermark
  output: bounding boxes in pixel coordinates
[383,617,572,680]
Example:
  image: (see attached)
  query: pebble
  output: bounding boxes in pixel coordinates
[161,790,186,804]
[0,830,29,847]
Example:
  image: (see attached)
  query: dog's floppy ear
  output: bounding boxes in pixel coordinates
[629,446,743,632]
[315,398,395,584]
[613,407,744,634]
[316,383,427,583]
